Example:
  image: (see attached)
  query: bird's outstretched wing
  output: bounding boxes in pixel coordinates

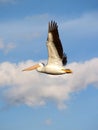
[46,21,67,66]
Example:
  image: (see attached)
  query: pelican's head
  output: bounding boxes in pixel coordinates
[22,63,45,72]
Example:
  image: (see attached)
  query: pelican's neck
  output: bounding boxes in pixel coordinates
[36,63,45,73]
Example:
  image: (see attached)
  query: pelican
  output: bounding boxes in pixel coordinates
[23,21,72,75]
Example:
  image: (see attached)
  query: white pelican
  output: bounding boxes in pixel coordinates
[23,21,72,75]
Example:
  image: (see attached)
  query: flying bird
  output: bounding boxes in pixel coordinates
[23,21,72,75]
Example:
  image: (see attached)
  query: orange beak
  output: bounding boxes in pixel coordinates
[22,64,40,71]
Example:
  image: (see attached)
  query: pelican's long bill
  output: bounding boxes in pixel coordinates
[22,64,40,71]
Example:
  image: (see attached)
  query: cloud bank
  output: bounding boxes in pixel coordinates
[0,58,98,109]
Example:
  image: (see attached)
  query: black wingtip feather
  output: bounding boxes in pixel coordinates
[48,21,58,32]
[62,53,67,65]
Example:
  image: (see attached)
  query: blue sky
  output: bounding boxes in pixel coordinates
[0,0,98,130]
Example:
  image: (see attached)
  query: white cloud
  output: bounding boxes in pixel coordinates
[0,38,4,49]
[25,13,51,22]
[0,12,98,52]
[0,38,16,54]
[0,17,47,42]
[0,58,98,109]
[61,11,98,39]
[0,11,98,109]
[4,42,16,54]
[0,11,98,49]
[45,119,52,125]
